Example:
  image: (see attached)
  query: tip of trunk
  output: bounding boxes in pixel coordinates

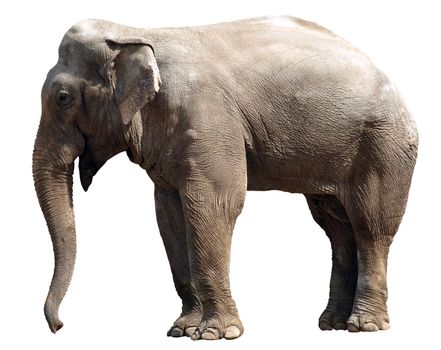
[44,298,64,333]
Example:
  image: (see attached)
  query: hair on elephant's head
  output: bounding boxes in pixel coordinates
[32,19,161,333]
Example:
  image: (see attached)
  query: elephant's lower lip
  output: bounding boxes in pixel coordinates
[80,173,93,191]
[79,164,96,192]
[79,153,101,192]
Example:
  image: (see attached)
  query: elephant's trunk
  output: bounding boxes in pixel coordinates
[32,124,81,333]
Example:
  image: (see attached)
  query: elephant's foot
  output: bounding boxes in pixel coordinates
[191,309,243,340]
[347,311,390,332]
[167,309,203,338]
[319,308,352,330]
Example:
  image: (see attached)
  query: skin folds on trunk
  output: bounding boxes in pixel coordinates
[32,129,80,333]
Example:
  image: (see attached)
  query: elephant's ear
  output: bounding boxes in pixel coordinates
[106,39,161,125]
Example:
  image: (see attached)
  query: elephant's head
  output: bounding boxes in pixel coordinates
[32,20,161,333]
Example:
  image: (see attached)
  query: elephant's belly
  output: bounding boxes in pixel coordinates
[245,151,349,195]
[246,172,339,195]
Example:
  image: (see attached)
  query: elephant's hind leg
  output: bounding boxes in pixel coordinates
[341,109,417,332]
[306,194,358,331]
[342,160,414,332]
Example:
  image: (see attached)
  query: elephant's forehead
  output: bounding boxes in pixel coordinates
[69,19,101,38]
[57,35,109,68]
[59,20,109,61]
[65,19,121,43]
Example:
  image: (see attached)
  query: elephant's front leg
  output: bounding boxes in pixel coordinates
[180,180,246,340]
[154,187,202,337]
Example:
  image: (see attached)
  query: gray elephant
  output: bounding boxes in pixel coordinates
[32,16,418,340]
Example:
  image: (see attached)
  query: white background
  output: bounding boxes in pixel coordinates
[1,0,439,349]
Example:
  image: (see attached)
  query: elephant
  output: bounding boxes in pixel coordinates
[32,16,418,340]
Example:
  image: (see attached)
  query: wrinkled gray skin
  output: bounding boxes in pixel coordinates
[33,16,418,339]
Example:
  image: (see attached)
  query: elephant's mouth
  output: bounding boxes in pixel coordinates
[79,151,104,191]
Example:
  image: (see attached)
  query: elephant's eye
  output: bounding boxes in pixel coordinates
[56,90,74,109]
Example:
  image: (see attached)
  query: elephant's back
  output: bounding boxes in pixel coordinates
[185,15,336,39]
[148,17,406,194]
[151,15,353,68]
[153,15,381,119]
[199,15,335,38]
